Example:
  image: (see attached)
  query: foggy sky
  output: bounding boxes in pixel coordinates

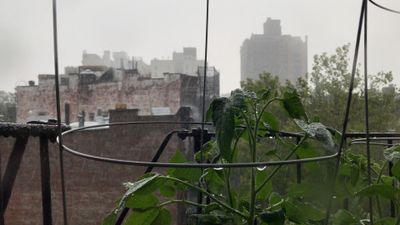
[1,0,399,94]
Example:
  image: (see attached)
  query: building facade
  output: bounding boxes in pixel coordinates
[16,66,219,123]
[150,47,204,78]
[240,18,308,83]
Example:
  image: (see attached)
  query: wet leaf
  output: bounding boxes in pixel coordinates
[332,209,358,225]
[284,201,307,224]
[124,208,160,225]
[294,119,335,152]
[167,151,201,182]
[357,184,400,200]
[159,184,176,198]
[152,208,172,225]
[207,89,247,162]
[384,145,400,162]
[261,111,279,131]
[282,89,308,121]
[125,194,159,210]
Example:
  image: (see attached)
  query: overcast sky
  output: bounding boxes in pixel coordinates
[1,0,399,94]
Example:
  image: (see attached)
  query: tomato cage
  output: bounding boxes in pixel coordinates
[1,0,400,225]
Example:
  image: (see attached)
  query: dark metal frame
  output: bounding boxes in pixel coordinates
[0,123,69,225]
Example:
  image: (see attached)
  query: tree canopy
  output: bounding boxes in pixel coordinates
[241,44,399,132]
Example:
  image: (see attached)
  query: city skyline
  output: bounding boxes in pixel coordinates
[1,0,400,94]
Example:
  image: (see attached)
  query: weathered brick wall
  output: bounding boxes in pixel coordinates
[1,119,195,224]
[15,74,190,123]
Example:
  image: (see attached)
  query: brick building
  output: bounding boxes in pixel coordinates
[16,66,219,123]
[1,109,199,225]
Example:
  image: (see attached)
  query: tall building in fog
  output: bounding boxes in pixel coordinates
[240,18,308,83]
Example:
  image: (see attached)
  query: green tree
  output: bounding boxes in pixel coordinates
[241,44,399,132]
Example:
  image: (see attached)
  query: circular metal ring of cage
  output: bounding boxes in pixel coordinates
[59,121,338,168]
[369,0,400,14]
[351,137,400,146]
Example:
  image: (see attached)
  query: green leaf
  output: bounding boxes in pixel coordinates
[191,211,234,225]
[205,202,222,213]
[392,161,400,180]
[124,174,160,197]
[152,208,172,225]
[375,217,396,225]
[283,201,307,224]
[282,89,308,121]
[383,144,400,162]
[268,192,283,208]
[256,89,272,101]
[259,210,285,225]
[206,89,247,162]
[125,194,159,210]
[159,184,176,198]
[339,163,359,185]
[205,169,225,193]
[102,213,117,225]
[357,184,400,200]
[295,143,319,170]
[124,208,160,225]
[332,209,358,225]
[297,202,324,221]
[381,175,395,186]
[294,119,335,152]
[167,151,202,182]
[195,140,219,162]
[261,111,279,131]
[256,170,273,200]
[118,174,160,214]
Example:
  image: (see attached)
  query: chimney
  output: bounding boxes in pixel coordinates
[78,110,85,127]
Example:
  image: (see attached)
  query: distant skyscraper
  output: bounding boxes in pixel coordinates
[240,18,308,83]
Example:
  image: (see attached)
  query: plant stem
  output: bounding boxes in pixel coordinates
[224,168,234,208]
[376,161,387,184]
[255,137,307,193]
[248,104,264,225]
[249,166,256,225]
[255,98,281,132]
[224,128,246,209]
[160,176,248,219]
[158,199,208,208]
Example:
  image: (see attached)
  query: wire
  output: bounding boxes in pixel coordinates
[369,0,400,14]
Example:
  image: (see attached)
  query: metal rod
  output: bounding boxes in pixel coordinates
[1,137,29,211]
[363,1,373,222]
[115,131,188,225]
[40,136,53,225]
[0,136,3,225]
[199,0,211,215]
[388,139,396,217]
[51,0,68,223]
[325,0,367,222]
[296,136,302,184]
[369,0,400,14]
